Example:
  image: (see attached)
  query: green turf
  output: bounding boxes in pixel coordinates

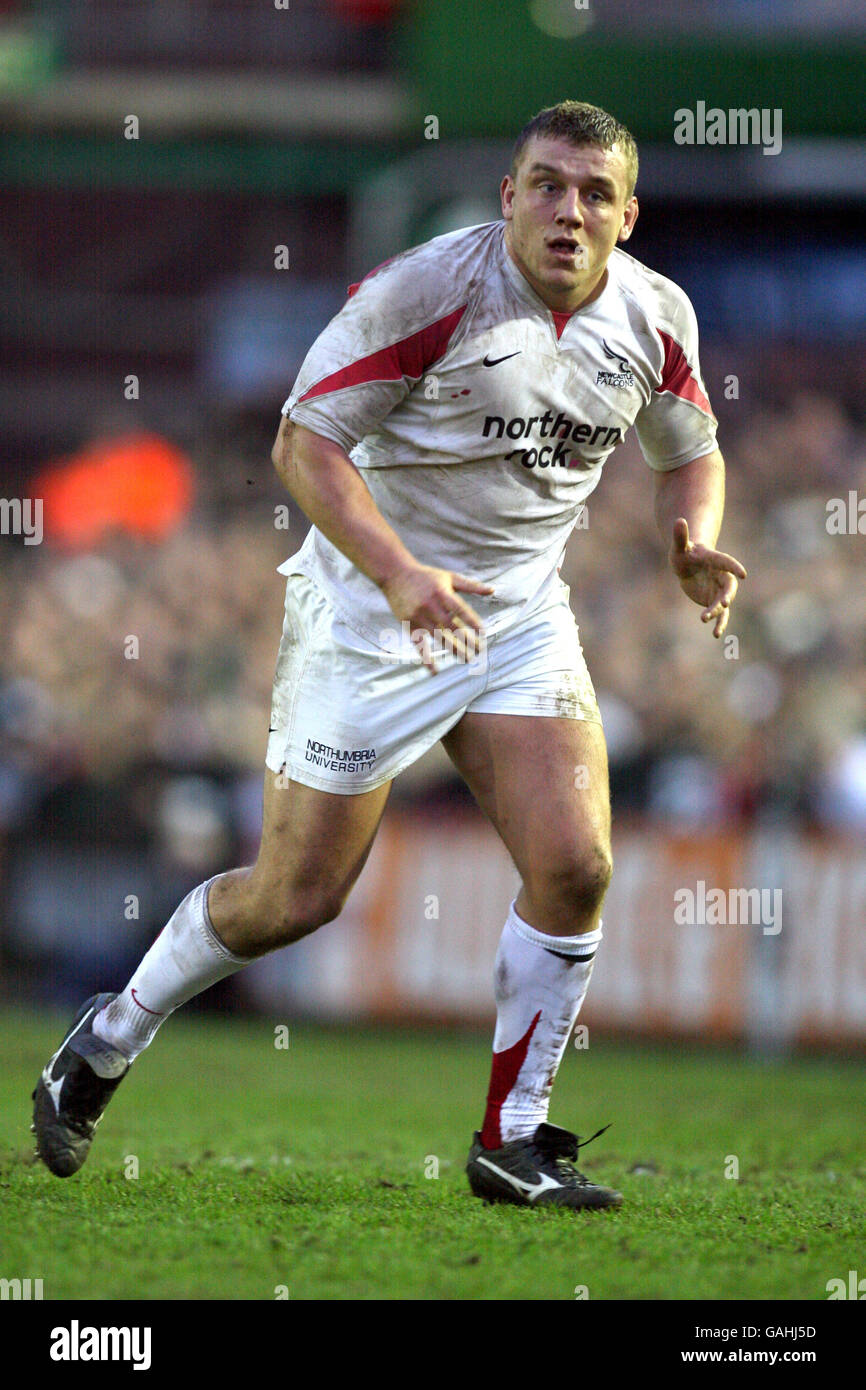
[1,1006,864,1300]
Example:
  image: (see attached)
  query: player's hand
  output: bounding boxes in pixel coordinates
[380,561,494,672]
[669,518,747,639]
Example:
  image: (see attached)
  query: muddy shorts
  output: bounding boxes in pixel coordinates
[265,570,601,794]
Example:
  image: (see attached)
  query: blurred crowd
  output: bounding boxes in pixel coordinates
[563,365,866,831]
[1,360,865,866]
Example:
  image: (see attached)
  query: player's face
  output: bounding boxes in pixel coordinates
[501,136,639,312]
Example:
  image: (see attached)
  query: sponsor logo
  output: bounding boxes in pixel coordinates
[596,339,634,388]
[482,350,522,367]
[483,412,622,470]
[475,1156,562,1202]
[305,739,376,774]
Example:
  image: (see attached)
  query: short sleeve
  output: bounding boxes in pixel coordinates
[283,251,468,453]
[634,286,718,471]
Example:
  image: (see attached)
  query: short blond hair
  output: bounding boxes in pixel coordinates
[511,100,639,200]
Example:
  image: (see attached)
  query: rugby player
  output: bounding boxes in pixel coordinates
[33,101,746,1209]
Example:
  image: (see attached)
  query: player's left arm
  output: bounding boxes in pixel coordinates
[654,447,747,638]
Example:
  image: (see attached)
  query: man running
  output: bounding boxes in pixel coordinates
[33,101,746,1210]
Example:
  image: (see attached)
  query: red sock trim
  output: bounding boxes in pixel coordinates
[480,1010,541,1150]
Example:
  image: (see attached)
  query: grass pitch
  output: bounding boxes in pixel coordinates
[1,1005,864,1301]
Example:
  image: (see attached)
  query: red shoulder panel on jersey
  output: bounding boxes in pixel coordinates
[297,305,468,402]
[656,330,712,415]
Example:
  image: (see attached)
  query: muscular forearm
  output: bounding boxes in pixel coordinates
[654,448,725,547]
[655,447,746,637]
[271,418,493,667]
[272,419,415,590]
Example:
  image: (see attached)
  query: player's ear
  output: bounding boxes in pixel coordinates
[500,174,515,220]
[617,196,638,242]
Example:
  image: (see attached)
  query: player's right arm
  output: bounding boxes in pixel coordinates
[271,416,493,668]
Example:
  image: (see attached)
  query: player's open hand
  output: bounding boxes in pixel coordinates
[381,562,494,672]
[669,518,747,639]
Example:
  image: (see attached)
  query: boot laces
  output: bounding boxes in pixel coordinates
[543,1125,611,1187]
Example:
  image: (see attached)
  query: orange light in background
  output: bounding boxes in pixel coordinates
[33,433,195,551]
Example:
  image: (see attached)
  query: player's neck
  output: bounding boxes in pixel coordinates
[554,269,608,314]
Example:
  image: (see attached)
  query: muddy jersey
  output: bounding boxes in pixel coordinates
[280,220,717,644]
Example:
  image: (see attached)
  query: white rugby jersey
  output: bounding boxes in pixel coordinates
[280,221,717,643]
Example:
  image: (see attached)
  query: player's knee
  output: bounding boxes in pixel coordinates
[536,842,613,919]
[574,841,613,908]
[275,888,346,946]
[248,884,346,950]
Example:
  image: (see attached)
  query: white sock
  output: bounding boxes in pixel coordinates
[93,876,251,1061]
[480,900,602,1148]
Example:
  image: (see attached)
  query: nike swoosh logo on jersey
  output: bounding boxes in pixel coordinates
[482,351,522,367]
[475,1155,563,1201]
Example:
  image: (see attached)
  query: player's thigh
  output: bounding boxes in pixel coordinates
[251,767,392,919]
[441,711,611,885]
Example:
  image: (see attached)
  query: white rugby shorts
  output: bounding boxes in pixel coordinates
[265,571,601,794]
